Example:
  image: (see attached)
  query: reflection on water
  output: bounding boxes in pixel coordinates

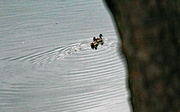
[0,0,130,112]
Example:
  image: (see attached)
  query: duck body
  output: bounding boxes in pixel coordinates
[96,37,104,45]
[90,41,98,50]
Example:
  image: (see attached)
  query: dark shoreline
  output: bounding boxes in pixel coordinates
[104,0,179,111]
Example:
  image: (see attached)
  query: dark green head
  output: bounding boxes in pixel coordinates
[93,37,96,41]
[99,34,103,38]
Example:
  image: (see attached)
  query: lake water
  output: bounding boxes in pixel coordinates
[0,0,130,111]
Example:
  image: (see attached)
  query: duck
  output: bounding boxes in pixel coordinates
[90,41,99,50]
[90,34,104,50]
[94,34,104,45]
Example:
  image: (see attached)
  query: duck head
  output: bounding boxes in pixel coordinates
[93,37,96,41]
[99,34,103,38]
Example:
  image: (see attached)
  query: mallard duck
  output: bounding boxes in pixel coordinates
[93,34,103,41]
[90,41,99,50]
[96,34,104,45]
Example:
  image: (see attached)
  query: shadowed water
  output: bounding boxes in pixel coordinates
[0,0,130,111]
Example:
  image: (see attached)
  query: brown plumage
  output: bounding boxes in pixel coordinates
[90,34,104,50]
[90,41,99,50]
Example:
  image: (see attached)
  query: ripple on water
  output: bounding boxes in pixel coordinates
[4,38,110,66]
[0,38,129,112]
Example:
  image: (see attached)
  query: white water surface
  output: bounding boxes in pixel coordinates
[0,0,130,112]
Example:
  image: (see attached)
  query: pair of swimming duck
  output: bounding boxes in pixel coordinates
[90,34,104,50]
